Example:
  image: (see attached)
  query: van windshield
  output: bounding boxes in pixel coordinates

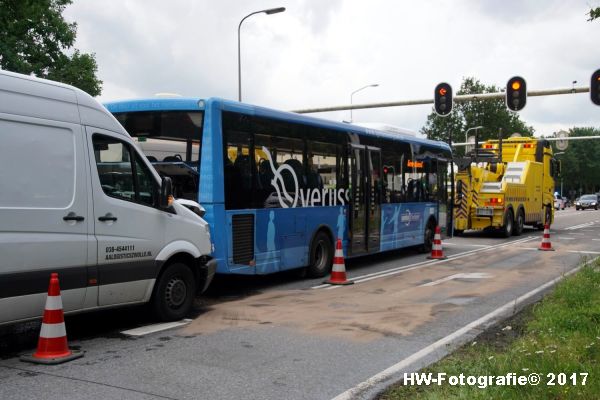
[113,111,204,200]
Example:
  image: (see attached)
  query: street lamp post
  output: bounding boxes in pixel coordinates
[350,84,379,122]
[238,7,285,102]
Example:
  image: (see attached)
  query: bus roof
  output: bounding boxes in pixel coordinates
[104,97,451,152]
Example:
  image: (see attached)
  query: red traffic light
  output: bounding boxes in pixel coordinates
[434,82,453,117]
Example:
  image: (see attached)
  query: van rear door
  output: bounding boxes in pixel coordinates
[0,115,90,324]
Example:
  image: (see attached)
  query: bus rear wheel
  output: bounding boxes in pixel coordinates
[307,231,333,278]
[419,221,435,253]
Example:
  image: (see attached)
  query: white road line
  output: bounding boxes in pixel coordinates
[565,222,595,230]
[121,319,192,337]
[443,243,490,247]
[331,257,599,400]
[566,250,600,255]
[557,237,576,240]
[515,247,539,251]
[592,239,600,241]
[419,273,492,287]
[316,236,537,290]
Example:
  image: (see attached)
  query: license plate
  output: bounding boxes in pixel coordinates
[476,207,494,216]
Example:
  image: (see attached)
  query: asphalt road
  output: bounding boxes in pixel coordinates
[1,207,599,400]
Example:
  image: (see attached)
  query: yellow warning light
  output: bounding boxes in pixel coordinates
[511,81,521,90]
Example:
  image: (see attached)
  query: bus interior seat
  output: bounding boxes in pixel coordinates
[146,155,158,162]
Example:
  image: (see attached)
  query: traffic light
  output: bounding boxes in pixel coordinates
[434,82,453,116]
[591,69,600,106]
[506,76,527,111]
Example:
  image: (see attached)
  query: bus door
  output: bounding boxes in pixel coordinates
[348,145,381,255]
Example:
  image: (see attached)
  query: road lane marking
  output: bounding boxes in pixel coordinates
[121,319,192,337]
[419,272,492,287]
[314,236,537,290]
[515,247,539,251]
[443,242,490,247]
[331,257,600,400]
[566,250,600,255]
[565,222,595,230]
[557,237,576,240]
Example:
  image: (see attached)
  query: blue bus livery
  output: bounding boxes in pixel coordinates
[105,98,452,278]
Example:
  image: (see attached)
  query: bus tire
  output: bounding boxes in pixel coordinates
[307,231,333,278]
[419,220,435,253]
[500,209,514,238]
[513,209,524,236]
[152,262,196,322]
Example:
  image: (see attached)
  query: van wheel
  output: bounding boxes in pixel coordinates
[501,209,514,238]
[307,231,333,278]
[513,209,524,236]
[153,263,196,321]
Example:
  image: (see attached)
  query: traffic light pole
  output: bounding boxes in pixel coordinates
[291,87,590,114]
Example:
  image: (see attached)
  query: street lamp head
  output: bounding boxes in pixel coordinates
[265,7,286,14]
[371,84,379,88]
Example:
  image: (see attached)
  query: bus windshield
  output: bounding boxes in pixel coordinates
[113,110,204,200]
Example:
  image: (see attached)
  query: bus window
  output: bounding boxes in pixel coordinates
[224,129,253,210]
[307,141,339,206]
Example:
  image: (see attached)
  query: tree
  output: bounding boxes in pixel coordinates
[554,128,600,197]
[0,0,102,96]
[589,7,600,21]
[421,77,534,153]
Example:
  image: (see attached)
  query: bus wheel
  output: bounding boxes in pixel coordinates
[513,209,524,236]
[501,209,514,238]
[152,263,196,321]
[307,231,333,278]
[419,221,435,253]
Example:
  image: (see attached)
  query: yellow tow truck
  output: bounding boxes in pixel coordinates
[454,136,559,237]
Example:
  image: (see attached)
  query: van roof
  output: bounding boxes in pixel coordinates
[0,69,128,136]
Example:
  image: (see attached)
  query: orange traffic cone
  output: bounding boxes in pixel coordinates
[427,226,447,260]
[21,273,83,365]
[324,239,354,285]
[539,224,555,251]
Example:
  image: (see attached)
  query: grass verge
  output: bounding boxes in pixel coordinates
[380,259,600,399]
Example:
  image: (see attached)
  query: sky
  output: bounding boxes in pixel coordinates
[64,0,600,138]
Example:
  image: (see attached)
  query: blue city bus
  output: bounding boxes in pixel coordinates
[105,98,452,277]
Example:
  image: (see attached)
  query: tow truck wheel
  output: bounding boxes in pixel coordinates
[152,262,196,321]
[545,206,552,226]
[513,209,524,236]
[501,209,514,238]
[454,229,464,236]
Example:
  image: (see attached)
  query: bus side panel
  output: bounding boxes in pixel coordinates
[380,202,437,251]
[222,206,344,275]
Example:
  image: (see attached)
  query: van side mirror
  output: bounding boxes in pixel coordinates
[159,176,173,208]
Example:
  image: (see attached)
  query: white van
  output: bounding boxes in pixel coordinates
[0,70,216,325]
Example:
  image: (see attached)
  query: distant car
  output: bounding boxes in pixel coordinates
[554,195,566,210]
[575,194,599,210]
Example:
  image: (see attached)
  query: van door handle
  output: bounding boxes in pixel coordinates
[63,212,85,222]
[98,214,118,222]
